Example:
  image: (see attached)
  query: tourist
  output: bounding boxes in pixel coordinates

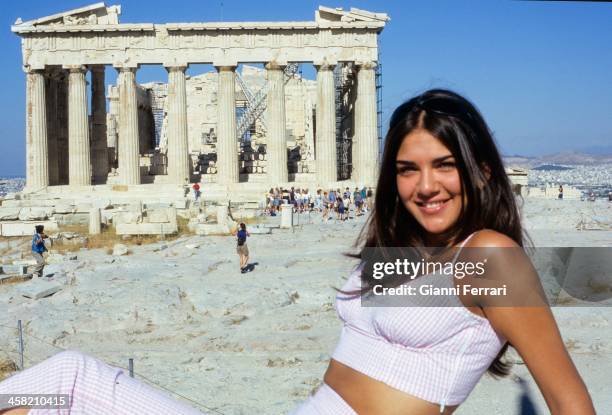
[336,197,346,221]
[31,225,48,278]
[281,187,290,204]
[360,186,367,212]
[608,191,612,202]
[353,187,363,216]
[588,190,596,202]
[0,90,595,415]
[192,182,201,202]
[234,222,251,274]
[314,189,323,212]
[366,186,374,211]
[328,189,336,217]
[321,191,330,220]
[558,184,563,200]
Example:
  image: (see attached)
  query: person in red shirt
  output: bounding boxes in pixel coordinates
[192,182,201,202]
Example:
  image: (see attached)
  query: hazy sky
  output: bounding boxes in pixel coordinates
[1,0,611,176]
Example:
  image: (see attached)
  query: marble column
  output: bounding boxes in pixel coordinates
[216,66,239,184]
[57,72,70,185]
[116,66,140,185]
[166,65,190,184]
[45,70,60,186]
[91,66,108,183]
[315,63,337,184]
[25,68,49,189]
[353,62,378,186]
[66,65,91,186]
[265,62,288,184]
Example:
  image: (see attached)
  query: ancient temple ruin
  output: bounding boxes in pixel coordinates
[13,2,388,196]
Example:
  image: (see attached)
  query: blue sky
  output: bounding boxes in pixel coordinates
[1,0,611,176]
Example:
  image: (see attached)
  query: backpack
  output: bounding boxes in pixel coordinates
[237,230,246,246]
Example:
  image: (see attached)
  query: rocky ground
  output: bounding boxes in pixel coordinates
[0,199,611,414]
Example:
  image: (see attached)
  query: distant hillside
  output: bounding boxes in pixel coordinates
[503,151,612,168]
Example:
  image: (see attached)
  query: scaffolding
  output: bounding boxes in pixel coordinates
[235,63,299,141]
[376,37,383,163]
[335,63,354,181]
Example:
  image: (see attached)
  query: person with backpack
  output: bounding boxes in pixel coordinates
[234,223,251,274]
[31,224,48,278]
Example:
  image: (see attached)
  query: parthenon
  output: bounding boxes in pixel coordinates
[12,3,388,194]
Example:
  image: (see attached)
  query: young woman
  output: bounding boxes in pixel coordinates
[0,90,595,415]
[234,222,251,274]
[292,89,595,414]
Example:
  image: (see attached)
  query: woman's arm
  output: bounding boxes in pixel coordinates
[471,230,595,415]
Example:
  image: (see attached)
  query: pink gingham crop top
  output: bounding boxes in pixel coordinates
[331,233,507,412]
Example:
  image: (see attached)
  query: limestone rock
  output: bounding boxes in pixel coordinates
[0,208,21,221]
[20,281,63,300]
[112,244,129,256]
[18,208,50,221]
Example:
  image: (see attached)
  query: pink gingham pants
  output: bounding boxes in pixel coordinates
[0,351,355,414]
[0,350,203,414]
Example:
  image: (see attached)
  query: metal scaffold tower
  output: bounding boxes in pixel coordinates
[235,63,299,142]
[335,63,353,181]
[149,84,167,149]
[376,39,383,163]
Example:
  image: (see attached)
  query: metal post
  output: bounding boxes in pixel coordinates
[128,358,134,377]
[17,320,24,370]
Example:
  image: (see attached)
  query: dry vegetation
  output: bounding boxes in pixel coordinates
[51,219,194,254]
[0,356,18,382]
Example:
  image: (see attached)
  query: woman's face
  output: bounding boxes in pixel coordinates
[396,128,464,237]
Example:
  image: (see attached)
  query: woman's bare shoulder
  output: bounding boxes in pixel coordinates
[467,229,519,249]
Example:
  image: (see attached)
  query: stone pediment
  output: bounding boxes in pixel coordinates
[13,2,121,27]
[316,6,390,23]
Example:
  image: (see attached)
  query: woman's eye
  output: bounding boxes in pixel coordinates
[397,166,416,175]
[438,162,456,171]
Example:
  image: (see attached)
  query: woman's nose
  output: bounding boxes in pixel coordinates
[417,168,439,196]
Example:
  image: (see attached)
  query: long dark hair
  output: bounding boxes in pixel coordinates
[354,89,525,377]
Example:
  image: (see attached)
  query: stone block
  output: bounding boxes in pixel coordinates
[173,199,188,209]
[20,281,63,300]
[1,221,59,237]
[116,211,142,224]
[18,208,50,221]
[112,244,129,256]
[75,203,93,213]
[248,225,272,234]
[0,274,32,284]
[93,199,112,210]
[1,264,28,275]
[146,210,169,223]
[54,204,75,214]
[193,223,230,236]
[281,204,293,228]
[115,222,178,235]
[0,208,21,221]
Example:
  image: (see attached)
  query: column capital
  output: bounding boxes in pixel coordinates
[313,61,337,71]
[63,64,88,74]
[356,60,377,70]
[113,63,139,73]
[164,64,188,73]
[23,67,45,75]
[214,65,237,72]
[265,61,287,71]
